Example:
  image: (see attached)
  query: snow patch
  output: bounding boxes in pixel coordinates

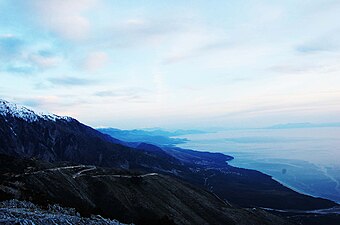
[0,99,73,123]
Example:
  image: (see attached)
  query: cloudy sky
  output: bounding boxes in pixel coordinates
[1,0,340,129]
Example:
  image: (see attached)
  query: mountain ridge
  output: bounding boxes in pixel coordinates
[0,99,73,123]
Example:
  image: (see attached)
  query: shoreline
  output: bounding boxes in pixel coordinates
[228,159,340,205]
[176,132,340,205]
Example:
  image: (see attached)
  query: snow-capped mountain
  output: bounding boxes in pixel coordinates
[0,99,180,169]
[0,99,72,122]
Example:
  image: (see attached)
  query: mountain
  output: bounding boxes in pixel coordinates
[0,99,181,172]
[1,99,339,224]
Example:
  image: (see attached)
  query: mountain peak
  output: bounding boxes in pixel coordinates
[0,99,73,123]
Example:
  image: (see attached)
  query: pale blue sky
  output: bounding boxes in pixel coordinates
[1,0,340,129]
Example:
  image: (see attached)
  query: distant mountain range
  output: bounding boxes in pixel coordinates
[265,122,340,129]
[137,127,209,136]
[1,99,339,225]
[97,127,209,145]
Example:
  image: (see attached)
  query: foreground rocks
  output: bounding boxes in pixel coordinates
[0,199,130,225]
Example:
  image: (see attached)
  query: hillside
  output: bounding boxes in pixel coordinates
[0,154,293,225]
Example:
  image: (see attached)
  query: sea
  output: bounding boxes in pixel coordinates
[176,127,340,203]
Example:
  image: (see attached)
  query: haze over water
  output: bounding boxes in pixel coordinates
[177,127,340,203]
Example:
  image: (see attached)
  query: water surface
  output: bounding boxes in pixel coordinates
[177,127,340,203]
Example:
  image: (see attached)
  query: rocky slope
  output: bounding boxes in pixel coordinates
[0,199,128,225]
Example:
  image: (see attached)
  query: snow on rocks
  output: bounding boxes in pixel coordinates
[0,99,73,123]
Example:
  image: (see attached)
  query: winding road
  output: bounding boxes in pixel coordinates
[23,165,158,180]
[72,166,96,178]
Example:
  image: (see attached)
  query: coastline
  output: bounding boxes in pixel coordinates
[175,129,340,205]
[228,158,340,205]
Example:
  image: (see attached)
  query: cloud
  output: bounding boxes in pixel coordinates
[105,16,189,48]
[19,98,43,107]
[0,35,24,58]
[94,87,151,102]
[1,1,340,128]
[4,95,61,109]
[295,45,330,53]
[294,34,340,54]
[0,34,63,74]
[48,77,95,86]
[269,64,321,74]
[162,39,230,64]
[152,20,234,65]
[27,0,99,41]
[10,96,89,114]
[119,18,181,37]
[0,35,32,74]
[83,51,109,71]
[95,87,150,96]
[29,51,62,68]
[295,36,340,54]
[5,64,35,74]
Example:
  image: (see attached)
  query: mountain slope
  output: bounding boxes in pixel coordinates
[0,154,293,225]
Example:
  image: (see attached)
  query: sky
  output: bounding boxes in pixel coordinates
[1,0,340,129]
